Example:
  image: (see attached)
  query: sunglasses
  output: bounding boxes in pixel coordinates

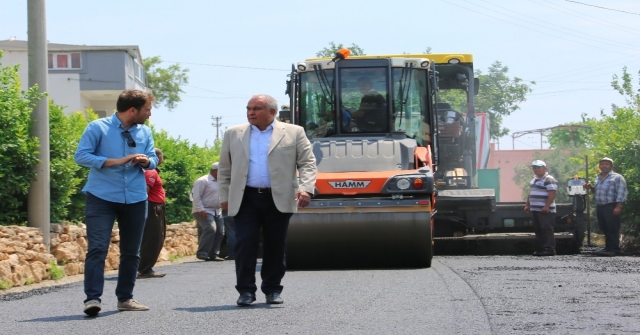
[121,131,136,147]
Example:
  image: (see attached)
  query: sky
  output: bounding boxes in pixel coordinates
[2,0,640,150]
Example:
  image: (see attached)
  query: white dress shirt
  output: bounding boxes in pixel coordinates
[191,174,220,216]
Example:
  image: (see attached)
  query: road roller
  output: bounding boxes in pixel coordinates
[283,50,437,269]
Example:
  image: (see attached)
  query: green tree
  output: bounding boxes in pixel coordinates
[439,61,534,140]
[546,122,591,149]
[611,66,640,110]
[143,56,189,111]
[63,109,99,222]
[0,53,43,224]
[476,62,534,140]
[581,68,640,236]
[513,148,586,203]
[48,103,84,222]
[316,42,365,58]
[152,129,221,223]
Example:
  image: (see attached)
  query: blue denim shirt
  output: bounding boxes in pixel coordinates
[74,113,158,204]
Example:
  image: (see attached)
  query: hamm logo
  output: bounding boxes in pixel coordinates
[329,180,372,189]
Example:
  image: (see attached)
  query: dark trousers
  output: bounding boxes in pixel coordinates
[222,211,236,258]
[234,189,292,295]
[84,192,147,303]
[532,211,556,251]
[138,202,166,274]
[597,203,621,252]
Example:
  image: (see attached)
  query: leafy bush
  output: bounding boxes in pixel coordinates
[153,128,220,223]
[49,261,65,280]
[0,53,222,226]
[0,55,45,224]
[0,280,13,290]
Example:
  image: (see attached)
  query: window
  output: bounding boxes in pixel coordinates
[135,60,145,81]
[48,52,81,69]
[127,56,135,78]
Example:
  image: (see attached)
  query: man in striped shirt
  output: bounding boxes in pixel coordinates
[583,157,627,256]
[524,160,558,256]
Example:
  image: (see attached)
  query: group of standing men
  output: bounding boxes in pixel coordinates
[74,90,317,316]
[525,157,627,257]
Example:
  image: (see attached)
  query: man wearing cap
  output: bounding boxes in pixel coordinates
[583,157,627,256]
[524,160,558,256]
[191,163,225,261]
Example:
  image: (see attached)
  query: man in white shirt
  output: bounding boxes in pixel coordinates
[191,163,225,261]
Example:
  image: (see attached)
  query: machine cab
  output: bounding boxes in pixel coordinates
[287,54,439,152]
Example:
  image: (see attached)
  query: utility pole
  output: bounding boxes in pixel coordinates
[27,0,50,252]
[211,116,222,140]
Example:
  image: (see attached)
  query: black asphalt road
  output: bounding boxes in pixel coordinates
[1,252,638,334]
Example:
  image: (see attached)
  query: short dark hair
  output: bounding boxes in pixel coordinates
[116,90,156,112]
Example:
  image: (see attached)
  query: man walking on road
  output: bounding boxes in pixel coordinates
[583,157,628,256]
[138,148,167,279]
[524,160,558,257]
[218,94,317,306]
[192,163,225,262]
[75,89,158,316]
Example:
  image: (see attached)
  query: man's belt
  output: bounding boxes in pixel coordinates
[246,186,272,194]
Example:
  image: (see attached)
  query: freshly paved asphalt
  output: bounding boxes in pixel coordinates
[1,252,639,334]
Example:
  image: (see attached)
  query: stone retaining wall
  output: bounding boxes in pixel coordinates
[0,222,198,288]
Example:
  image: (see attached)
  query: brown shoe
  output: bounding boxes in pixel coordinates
[117,299,149,311]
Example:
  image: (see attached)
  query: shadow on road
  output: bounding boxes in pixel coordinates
[175,304,281,312]
[18,310,119,322]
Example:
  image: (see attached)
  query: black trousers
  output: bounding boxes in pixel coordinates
[532,211,556,251]
[138,202,166,274]
[234,188,292,295]
[596,203,621,252]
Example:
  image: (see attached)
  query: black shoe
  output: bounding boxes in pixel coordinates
[597,250,616,257]
[224,255,235,260]
[237,293,256,306]
[265,292,283,304]
[137,271,166,279]
[196,255,211,261]
[534,249,556,256]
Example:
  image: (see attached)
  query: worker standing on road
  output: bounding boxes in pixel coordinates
[191,163,225,262]
[583,157,627,256]
[137,148,167,279]
[524,160,558,256]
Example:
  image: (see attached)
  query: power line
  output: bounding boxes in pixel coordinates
[161,61,288,72]
[464,0,639,49]
[533,0,640,35]
[565,0,640,16]
[439,0,637,56]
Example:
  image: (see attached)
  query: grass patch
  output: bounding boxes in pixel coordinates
[168,254,184,262]
[24,278,35,285]
[49,262,65,280]
[0,280,13,290]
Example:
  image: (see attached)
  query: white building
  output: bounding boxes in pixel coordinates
[0,39,148,117]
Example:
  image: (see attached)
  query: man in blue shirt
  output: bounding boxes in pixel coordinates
[75,90,158,316]
[584,157,628,256]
